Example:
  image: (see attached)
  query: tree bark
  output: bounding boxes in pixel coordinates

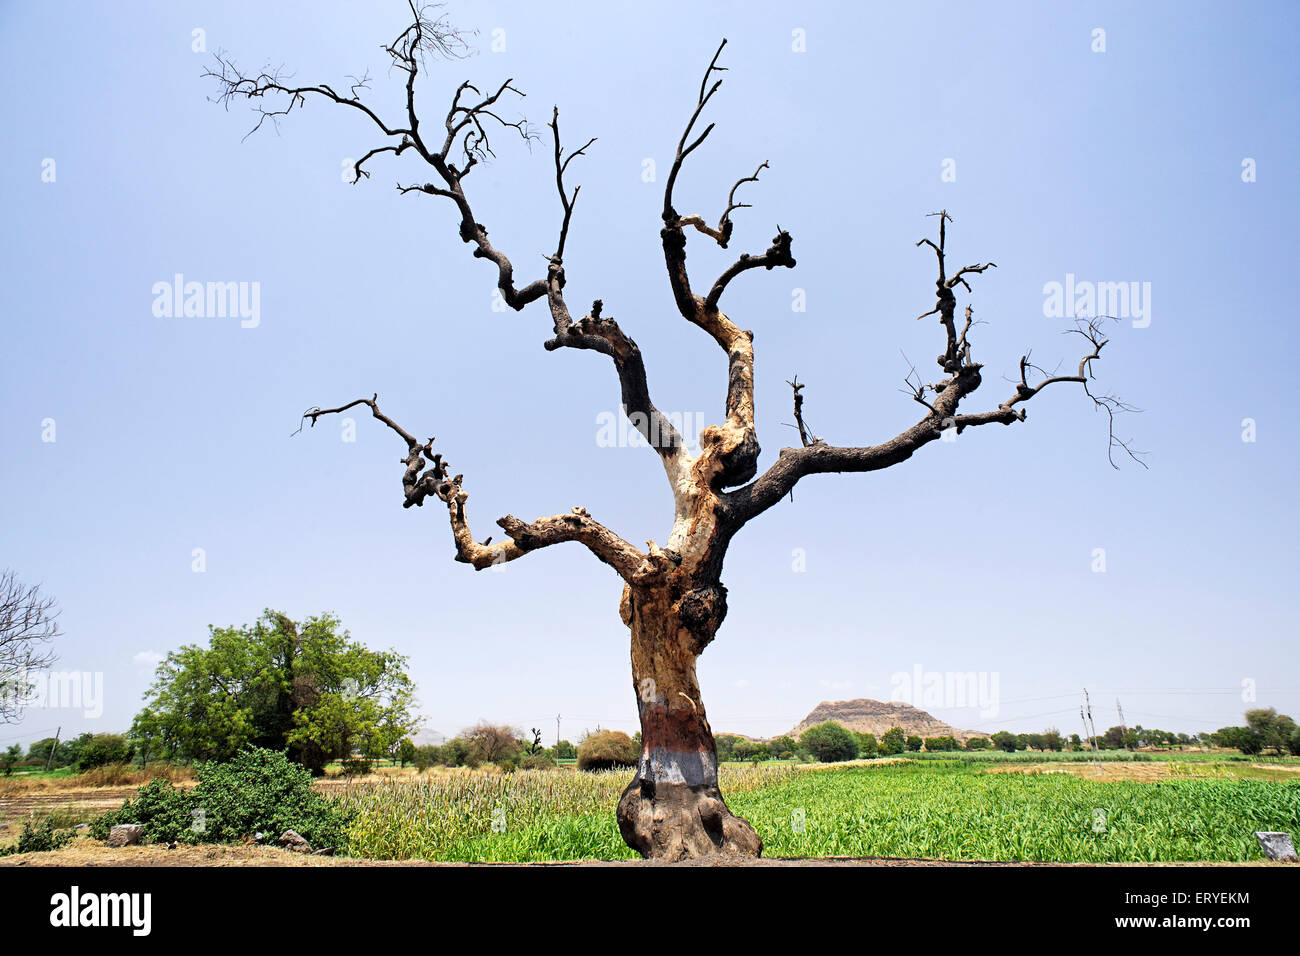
[615,581,762,860]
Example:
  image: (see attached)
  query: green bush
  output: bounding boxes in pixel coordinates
[340,756,373,776]
[93,748,351,850]
[521,751,556,770]
[75,733,133,771]
[800,722,859,762]
[0,817,75,856]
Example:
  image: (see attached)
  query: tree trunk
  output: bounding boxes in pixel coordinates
[615,583,762,860]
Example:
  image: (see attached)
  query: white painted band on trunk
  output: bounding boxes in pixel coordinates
[639,747,718,787]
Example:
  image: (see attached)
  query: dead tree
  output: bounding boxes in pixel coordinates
[209,4,1138,860]
[0,570,60,723]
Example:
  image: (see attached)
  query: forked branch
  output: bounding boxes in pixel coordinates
[724,217,1141,524]
[298,396,645,578]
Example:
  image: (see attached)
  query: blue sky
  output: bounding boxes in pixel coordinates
[1,0,1297,750]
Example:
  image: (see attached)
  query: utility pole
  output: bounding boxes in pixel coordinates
[1082,688,1102,773]
[555,713,561,749]
[44,725,61,772]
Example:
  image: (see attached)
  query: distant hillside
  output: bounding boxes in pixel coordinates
[782,699,987,743]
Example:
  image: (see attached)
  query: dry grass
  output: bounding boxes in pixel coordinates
[0,764,193,797]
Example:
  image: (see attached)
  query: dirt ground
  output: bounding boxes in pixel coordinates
[1,838,1284,867]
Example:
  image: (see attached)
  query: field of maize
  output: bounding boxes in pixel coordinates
[335,758,1300,863]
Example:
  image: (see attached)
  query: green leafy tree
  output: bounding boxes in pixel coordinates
[714,734,741,762]
[130,610,416,774]
[554,739,577,760]
[75,733,132,770]
[26,737,64,768]
[733,738,768,761]
[398,738,417,767]
[905,734,923,752]
[1101,725,1125,750]
[439,738,469,766]
[768,736,798,759]
[855,732,878,758]
[879,727,906,756]
[1,744,20,775]
[1245,708,1297,754]
[965,737,991,751]
[801,722,858,762]
[990,731,1018,753]
[1214,725,1263,755]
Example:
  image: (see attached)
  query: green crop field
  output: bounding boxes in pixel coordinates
[334,757,1300,863]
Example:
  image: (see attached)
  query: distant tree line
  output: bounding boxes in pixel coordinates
[2,732,132,775]
[398,724,641,774]
[1210,708,1299,756]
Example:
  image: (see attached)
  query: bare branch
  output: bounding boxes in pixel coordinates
[663,38,728,223]
[549,107,596,262]
[705,228,796,312]
[0,571,60,723]
[299,396,646,577]
[785,376,820,447]
[723,219,1142,523]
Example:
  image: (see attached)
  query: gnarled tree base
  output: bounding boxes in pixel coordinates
[617,778,762,860]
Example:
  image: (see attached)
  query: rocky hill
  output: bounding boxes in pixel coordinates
[782,699,987,743]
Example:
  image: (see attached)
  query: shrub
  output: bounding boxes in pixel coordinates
[75,733,133,771]
[521,751,556,770]
[800,722,858,763]
[965,737,991,751]
[439,738,469,767]
[340,756,373,776]
[577,731,638,771]
[0,816,74,856]
[93,748,351,850]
